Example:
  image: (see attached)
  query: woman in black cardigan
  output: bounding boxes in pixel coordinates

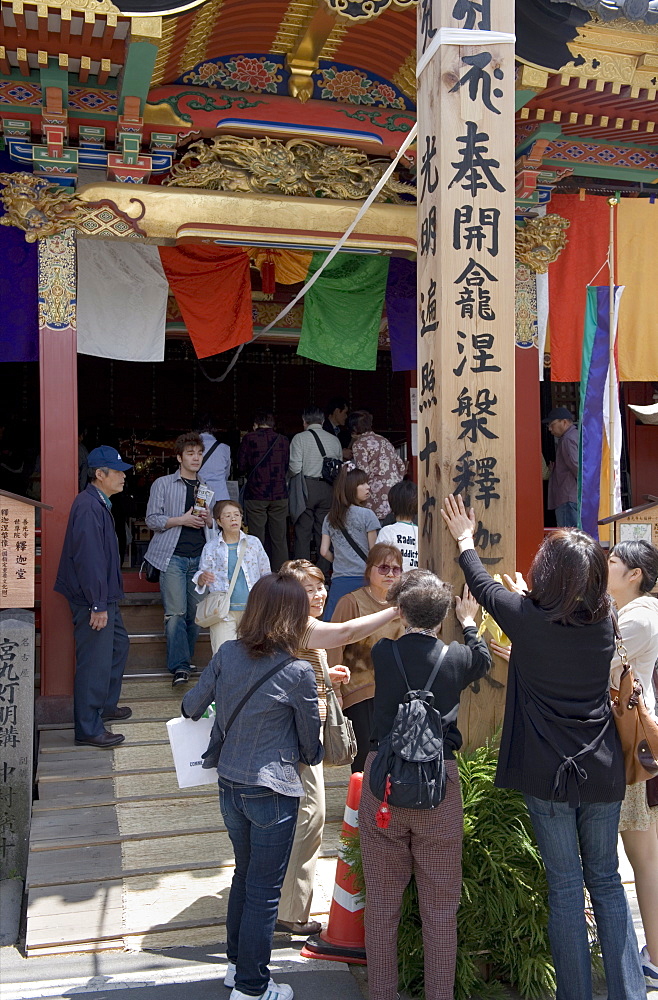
[441,493,645,1000]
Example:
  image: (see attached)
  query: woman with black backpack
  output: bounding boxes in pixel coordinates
[359,569,491,1000]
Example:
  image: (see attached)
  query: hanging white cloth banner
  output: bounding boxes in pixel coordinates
[76,239,168,362]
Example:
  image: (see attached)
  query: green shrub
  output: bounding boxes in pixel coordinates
[342,740,601,999]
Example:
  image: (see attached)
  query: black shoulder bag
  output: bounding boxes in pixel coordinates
[201,655,295,769]
[340,525,369,563]
[309,429,343,484]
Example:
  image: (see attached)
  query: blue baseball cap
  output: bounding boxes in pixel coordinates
[87,446,133,471]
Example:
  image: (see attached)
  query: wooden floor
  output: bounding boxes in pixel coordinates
[25,597,351,957]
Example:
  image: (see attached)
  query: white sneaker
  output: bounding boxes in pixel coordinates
[641,944,658,989]
[229,983,293,1000]
[224,963,277,990]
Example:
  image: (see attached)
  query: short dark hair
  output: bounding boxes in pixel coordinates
[194,413,215,434]
[387,569,452,630]
[175,432,203,457]
[302,405,324,426]
[348,410,373,435]
[326,396,348,415]
[327,466,368,530]
[213,498,243,521]
[238,573,309,657]
[610,539,658,594]
[527,529,610,626]
[388,480,417,522]
[253,410,275,428]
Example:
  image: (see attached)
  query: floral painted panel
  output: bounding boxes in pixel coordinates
[181,55,285,94]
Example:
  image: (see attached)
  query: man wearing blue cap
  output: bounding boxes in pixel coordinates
[543,406,579,528]
[55,446,133,748]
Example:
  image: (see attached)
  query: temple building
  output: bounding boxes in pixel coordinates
[0,0,657,957]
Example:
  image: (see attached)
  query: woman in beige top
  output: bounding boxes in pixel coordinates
[608,539,658,988]
[276,558,399,936]
[327,542,405,772]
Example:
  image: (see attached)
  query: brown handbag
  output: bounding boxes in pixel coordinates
[610,615,658,784]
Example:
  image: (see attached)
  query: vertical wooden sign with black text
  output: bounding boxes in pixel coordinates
[417,0,515,746]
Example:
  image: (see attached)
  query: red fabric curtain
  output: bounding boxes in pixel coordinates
[159,245,253,358]
[548,194,609,383]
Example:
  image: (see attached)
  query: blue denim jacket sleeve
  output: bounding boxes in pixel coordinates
[181,651,220,720]
[292,661,324,767]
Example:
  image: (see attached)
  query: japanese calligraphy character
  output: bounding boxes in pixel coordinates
[452,0,490,30]
[419,361,437,412]
[421,490,436,541]
[471,333,501,372]
[420,0,437,52]
[420,134,439,202]
[419,426,438,477]
[420,279,438,338]
[449,121,505,197]
[0,727,20,748]
[475,457,500,508]
[449,52,504,115]
[457,389,499,444]
[473,519,502,564]
[453,206,499,257]
[452,450,475,506]
[421,205,437,257]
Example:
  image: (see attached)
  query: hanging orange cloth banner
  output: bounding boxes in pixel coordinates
[547,194,609,383]
[246,248,313,285]
[617,199,658,381]
[158,245,253,358]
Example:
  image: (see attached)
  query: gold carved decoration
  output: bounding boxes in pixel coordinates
[166,135,415,202]
[0,172,147,242]
[515,214,570,274]
[176,0,224,80]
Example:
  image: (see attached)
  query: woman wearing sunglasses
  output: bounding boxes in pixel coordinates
[328,542,405,771]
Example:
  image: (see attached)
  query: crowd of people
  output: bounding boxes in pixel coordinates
[56,409,657,1000]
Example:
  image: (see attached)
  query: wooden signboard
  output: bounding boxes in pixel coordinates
[416,0,516,746]
[0,499,35,610]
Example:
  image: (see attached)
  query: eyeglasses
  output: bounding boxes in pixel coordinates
[374,563,402,577]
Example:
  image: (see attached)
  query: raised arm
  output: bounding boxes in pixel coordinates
[306,604,399,651]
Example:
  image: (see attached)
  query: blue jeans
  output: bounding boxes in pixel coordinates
[555,501,578,527]
[524,795,645,1000]
[160,554,201,674]
[218,777,298,997]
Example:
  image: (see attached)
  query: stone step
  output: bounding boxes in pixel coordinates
[127,634,212,671]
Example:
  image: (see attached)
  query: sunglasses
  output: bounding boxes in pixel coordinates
[374,563,402,577]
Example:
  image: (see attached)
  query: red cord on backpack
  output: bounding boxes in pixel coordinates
[375,777,392,829]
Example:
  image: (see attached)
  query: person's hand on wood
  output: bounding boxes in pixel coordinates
[455,585,479,626]
[490,639,511,662]
[503,572,528,595]
[440,493,476,549]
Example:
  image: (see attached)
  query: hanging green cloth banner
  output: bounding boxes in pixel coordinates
[297,252,390,370]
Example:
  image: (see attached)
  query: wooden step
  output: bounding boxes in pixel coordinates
[126,635,212,671]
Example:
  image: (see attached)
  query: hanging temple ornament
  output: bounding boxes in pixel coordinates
[514,214,570,273]
[166,135,415,203]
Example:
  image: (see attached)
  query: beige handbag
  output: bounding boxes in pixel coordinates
[195,539,246,628]
[320,658,357,767]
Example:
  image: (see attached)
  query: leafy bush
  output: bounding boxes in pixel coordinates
[342,740,601,999]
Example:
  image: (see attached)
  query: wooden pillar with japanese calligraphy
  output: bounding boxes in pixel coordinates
[416,0,516,747]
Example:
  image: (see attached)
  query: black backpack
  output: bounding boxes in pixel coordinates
[369,641,455,811]
[308,429,343,484]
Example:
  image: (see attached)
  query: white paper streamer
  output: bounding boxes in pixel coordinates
[416,27,516,78]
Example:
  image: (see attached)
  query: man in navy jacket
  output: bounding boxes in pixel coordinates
[55,446,133,747]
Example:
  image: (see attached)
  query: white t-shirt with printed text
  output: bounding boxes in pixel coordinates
[377,522,419,573]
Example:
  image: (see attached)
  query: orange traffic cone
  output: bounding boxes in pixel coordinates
[301,771,367,964]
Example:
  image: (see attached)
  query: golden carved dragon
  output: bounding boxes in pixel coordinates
[166,135,415,203]
[515,214,570,273]
[0,172,87,242]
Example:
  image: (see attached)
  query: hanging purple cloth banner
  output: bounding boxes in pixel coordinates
[385,256,416,372]
[0,151,39,362]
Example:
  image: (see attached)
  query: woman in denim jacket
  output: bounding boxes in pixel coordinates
[182,572,323,1000]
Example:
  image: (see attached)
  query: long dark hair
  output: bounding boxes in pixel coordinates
[610,539,658,594]
[238,573,309,657]
[327,466,368,531]
[526,529,610,626]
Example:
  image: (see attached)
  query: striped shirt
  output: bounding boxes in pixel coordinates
[144,468,209,572]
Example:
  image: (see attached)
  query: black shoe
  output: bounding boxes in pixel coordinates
[172,669,190,687]
[275,919,323,936]
[102,706,133,721]
[75,731,125,748]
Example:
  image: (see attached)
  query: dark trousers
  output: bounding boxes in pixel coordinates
[245,498,289,571]
[69,601,129,740]
[344,697,374,773]
[293,478,332,568]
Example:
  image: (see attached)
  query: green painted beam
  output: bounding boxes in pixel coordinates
[515,89,538,111]
[515,122,562,158]
[118,40,157,115]
[541,157,658,183]
[39,61,69,107]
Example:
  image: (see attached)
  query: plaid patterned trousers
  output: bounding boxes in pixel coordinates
[359,753,463,1000]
